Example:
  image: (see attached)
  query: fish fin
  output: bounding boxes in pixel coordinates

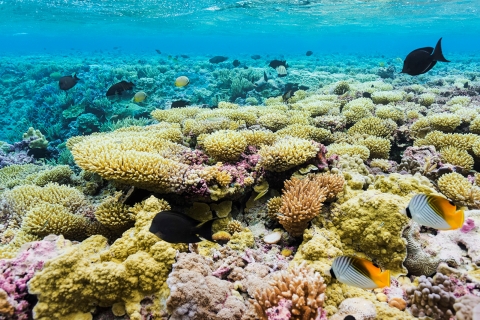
[374,269,391,288]
[330,268,336,279]
[194,219,216,242]
[74,74,80,80]
[432,38,450,62]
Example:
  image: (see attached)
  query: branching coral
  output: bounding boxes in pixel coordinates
[252,262,326,320]
[415,131,479,152]
[440,146,474,171]
[276,124,331,143]
[357,136,391,159]
[326,143,370,161]
[276,176,327,237]
[94,192,134,232]
[257,137,320,172]
[347,117,397,138]
[438,172,480,208]
[202,130,248,162]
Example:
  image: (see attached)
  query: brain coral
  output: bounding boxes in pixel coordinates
[330,190,409,275]
[28,196,181,320]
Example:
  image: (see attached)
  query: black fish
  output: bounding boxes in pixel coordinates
[243,66,249,69]
[362,92,372,99]
[464,82,469,89]
[155,49,161,54]
[251,54,261,60]
[171,100,190,108]
[106,81,135,96]
[401,38,450,76]
[299,85,309,91]
[269,59,288,69]
[59,74,80,91]
[344,316,356,320]
[306,50,313,56]
[149,210,216,243]
[180,54,189,59]
[209,56,228,63]
[263,71,268,82]
[233,59,241,67]
[284,83,299,92]
[282,90,293,102]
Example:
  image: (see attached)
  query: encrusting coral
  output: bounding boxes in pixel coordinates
[28,196,182,320]
[252,262,327,320]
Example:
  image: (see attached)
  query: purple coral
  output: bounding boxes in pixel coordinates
[460,218,475,233]
[0,236,65,319]
[265,299,292,320]
[406,273,456,319]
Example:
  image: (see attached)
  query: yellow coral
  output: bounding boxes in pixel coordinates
[242,129,277,148]
[427,113,461,132]
[28,196,181,320]
[95,194,134,231]
[276,124,331,142]
[151,107,202,123]
[326,143,370,161]
[371,91,404,104]
[257,137,319,172]
[267,196,282,220]
[375,105,405,123]
[357,136,391,159]
[347,117,397,138]
[257,112,290,131]
[415,131,480,152]
[370,159,391,171]
[418,93,436,107]
[438,172,480,207]
[342,98,375,124]
[440,146,474,170]
[202,130,248,162]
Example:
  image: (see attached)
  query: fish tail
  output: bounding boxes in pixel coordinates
[194,219,216,242]
[375,270,391,288]
[433,38,450,62]
[446,209,465,229]
[74,73,80,80]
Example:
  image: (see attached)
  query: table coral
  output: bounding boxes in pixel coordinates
[28,196,180,320]
[331,190,409,275]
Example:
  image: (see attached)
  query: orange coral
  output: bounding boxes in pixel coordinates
[388,297,407,311]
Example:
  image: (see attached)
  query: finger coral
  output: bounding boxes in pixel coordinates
[252,262,326,320]
[28,196,180,320]
[257,137,320,172]
[277,175,327,237]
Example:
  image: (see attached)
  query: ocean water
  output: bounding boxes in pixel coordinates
[1,1,480,319]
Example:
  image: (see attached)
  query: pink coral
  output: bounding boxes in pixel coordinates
[265,299,292,320]
[461,218,476,233]
[0,236,65,319]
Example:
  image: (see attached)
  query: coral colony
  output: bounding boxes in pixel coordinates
[0,50,480,320]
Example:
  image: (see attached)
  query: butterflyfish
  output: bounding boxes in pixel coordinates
[132,91,147,103]
[406,194,464,230]
[330,256,390,289]
[174,76,190,87]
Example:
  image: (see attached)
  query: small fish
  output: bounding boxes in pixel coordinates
[330,256,390,289]
[276,65,287,77]
[282,90,293,102]
[251,54,261,60]
[406,194,464,230]
[132,91,147,103]
[149,210,216,243]
[306,50,313,56]
[401,38,450,76]
[59,74,80,91]
[155,49,161,54]
[180,54,189,59]
[269,59,288,69]
[209,56,229,63]
[106,81,135,96]
[362,92,372,99]
[232,59,241,67]
[174,76,190,87]
[171,100,190,108]
[464,82,469,89]
[263,71,268,82]
[299,85,309,90]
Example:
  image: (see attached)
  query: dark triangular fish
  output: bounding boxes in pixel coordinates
[363,92,372,99]
[171,99,190,108]
[106,81,135,96]
[233,59,241,67]
[59,73,80,91]
[299,85,309,91]
[284,83,299,92]
[180,54,189,59]
[269,59,288,69]
[306,50,313,56]
[282,90,293,102]
[464,82,469,89]
[401,38,450,76]
[209,56,229,63]
[149,210,216,243]
[263,71,268,82]
[251,54,261,60]
[155,49,161,54]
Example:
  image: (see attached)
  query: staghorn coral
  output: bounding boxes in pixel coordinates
[347,117,397,138]
[469,116,480,134]
[370,159,391,172]
[257,137,320,172]
[440,146,474,171]
[438,172,480,208]
[331,190,410,275]
[277,175,327,237]
[202,130,248,162]
[28,196,181,320]
[252,262,326,320]
[406,273,456,319]
[0,164,73,189]
[333,81,350,95]
[326,143,370,161]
